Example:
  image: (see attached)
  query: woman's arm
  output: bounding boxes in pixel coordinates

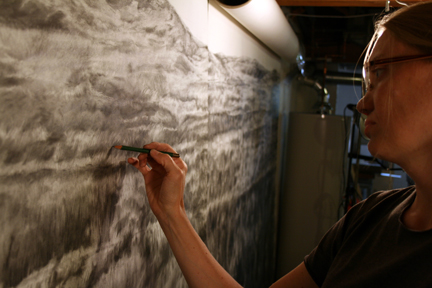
[270,263,318,288]
[128,142,318,288]
[158,203,242,288]
[128,142,241,288]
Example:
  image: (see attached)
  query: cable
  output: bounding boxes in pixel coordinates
[341,104,360,216]
[339,105,352,217]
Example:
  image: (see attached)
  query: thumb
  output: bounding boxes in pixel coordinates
[150,149,177,173]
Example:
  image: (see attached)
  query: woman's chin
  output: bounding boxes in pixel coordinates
[367,141,395,163]
[367,141,383,160]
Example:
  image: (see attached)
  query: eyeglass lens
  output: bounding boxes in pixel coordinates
[362,54,432,98]
[362,66,369,97]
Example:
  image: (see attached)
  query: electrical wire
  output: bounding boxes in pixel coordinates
[339,104,358,217]
[339,105,351,218]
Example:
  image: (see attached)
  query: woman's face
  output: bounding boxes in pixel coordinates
[356,29,432,167]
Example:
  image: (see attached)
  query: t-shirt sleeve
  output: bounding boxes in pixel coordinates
[303,198,370,286]
[303,214,347,286]
[303,188,413,287]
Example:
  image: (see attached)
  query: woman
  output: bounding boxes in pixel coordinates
[128,2,432,287]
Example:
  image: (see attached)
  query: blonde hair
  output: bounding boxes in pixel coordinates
[377,1,432,54]
[359,2,432,161]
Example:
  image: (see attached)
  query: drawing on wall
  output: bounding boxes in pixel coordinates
[0,0,281,287]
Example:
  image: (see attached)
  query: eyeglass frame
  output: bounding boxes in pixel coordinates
[362,54,432,97]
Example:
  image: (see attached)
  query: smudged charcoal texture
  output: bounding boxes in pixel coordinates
[0,0,282,287]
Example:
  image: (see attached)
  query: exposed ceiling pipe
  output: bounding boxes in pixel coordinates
[297,75,332,115]
[325,73,363,83]
[297,71,362,115]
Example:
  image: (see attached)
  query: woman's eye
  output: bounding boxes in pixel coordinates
[374,68,384,79]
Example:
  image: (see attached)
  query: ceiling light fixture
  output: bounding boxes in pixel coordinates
[215,0,300,62]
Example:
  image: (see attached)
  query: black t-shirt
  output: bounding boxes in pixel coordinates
[304,186,432,288]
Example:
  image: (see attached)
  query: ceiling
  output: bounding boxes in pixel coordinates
[277,0,424,64]
[277,0,419,7]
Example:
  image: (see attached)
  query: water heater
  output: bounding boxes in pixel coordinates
[276,112,350,277]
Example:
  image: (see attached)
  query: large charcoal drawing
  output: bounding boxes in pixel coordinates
[0,1,281,287]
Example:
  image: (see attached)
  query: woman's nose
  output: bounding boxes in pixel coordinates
[356,93,373,116]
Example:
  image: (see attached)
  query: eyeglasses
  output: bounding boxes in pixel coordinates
[362,54,432,97]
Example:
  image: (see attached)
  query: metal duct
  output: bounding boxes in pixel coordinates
[297,75,332,114]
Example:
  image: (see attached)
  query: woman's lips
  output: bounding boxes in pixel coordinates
[364,119,376,136]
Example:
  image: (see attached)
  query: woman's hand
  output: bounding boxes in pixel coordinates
[127,142,187,221]
[128,144,244,288]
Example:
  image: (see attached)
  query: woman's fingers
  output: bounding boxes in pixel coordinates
[127,157,140,169]
[128,157,150,175]
[144,142,177,153]
[138,153,148,167]
[149,149,179,174]
[144,142,187,172]
[128,142,187,176]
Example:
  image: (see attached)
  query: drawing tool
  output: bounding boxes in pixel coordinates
[113,145,180,158]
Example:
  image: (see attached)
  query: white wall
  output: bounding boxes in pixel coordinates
[167,0,208,45]
[168,0,287,73]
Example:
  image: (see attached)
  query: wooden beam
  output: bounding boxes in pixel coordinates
[277,0,426,7]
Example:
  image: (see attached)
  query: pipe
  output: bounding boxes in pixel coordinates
[297,71,364,114]
[325,73,363,83]
[297,75,332,114]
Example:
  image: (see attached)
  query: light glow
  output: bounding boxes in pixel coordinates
[216,0,299,62]
[380,173,402,178]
